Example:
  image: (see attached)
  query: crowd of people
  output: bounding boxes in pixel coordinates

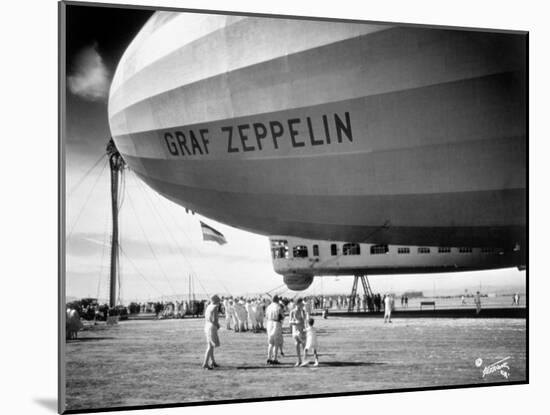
[66,300,128,322]
[200,293,398,369]
[65,292,397,338]
[66,290,523,349]
[67,292,398,324]
[202,294,322,369]
[293,294,390,313]
[69,292,397,363]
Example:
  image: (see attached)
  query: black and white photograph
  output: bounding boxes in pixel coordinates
[56,0,531,413]
[58,0,529,412]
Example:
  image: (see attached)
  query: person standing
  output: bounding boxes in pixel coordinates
[289,298,307,366]
[223,297,231,329]
[234,300,247,332]
[384,294,393,323]
[202,294,221,369]
[474,291,482,315]
[367,295,374,312]
[229,300,239,331]
[256,299,265,330]
[301,317,320,367]
[266,295,284,364]
[245,299,255,332]
[305,297,313,319]
[375,294,381,313]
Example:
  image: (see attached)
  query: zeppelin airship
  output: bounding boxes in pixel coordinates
[268,236,525,290]
[108,12,527,250]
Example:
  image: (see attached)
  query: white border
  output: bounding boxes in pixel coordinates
[2,0,546,414]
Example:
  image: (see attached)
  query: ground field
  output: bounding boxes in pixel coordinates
[389,295,525,309]
[65,316,526,411]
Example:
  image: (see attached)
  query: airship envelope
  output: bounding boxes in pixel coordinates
[108,12,526,249]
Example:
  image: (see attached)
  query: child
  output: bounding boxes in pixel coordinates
[301,318,319,366]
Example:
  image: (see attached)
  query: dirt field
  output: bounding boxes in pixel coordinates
[64,316,526,411]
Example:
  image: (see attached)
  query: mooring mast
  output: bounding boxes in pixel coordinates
[106,139,126,308]
[348,275,374,312]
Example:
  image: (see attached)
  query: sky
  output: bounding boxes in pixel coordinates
[63,3,526,304]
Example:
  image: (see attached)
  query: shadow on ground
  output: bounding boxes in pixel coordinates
[34,398,57,412]
[224,361,385,370]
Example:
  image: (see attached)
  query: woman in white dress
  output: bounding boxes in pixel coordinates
[202,294,221,369]
[265,296,284,364]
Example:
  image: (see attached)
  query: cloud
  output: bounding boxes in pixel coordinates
[68,44,110,101]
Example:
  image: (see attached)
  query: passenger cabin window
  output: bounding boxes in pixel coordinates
[313,245,319,256]
[271,240,289,259]
[459,247,473,253]
[370,244,389,254]
[438,247,451,253]
[397,247,410,254]
[418,247,430,254]
[343,243,360,255]
[293,245,309,258]
[481,247,496,253]
[330,244,338,256]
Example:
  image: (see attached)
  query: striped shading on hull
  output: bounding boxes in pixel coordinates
[108,12,527,248]
[134,169,524,249]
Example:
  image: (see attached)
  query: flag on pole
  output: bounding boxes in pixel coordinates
[200,221,227,245]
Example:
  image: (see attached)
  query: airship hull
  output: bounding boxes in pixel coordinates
[108,13,526,248]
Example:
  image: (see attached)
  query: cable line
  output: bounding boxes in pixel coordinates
[117,194,123,306]
[143,177,225,296]
[96,198,111,301]
[130,172,212,298]
[125,187,178,296]
[67,153,106,198]
[264,284,287,297]
[117,166,127,212]
[119,245,166,297]
[66,158,108,242]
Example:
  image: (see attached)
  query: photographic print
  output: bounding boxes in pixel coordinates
[59,1,527,413]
